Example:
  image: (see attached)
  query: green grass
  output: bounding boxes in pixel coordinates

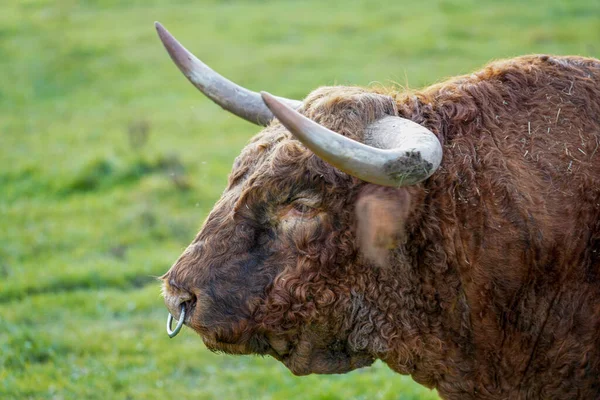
[1,0,598,398]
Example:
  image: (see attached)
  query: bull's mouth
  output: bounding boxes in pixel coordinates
[190,320,276,357]
[203,338,266,355]
[201,333,274,356]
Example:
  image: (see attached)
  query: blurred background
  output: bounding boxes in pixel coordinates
[1,0,598,398]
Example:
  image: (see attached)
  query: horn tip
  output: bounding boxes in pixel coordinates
[154,21,190,73]
[155,22,177,51]
[260,91,273,100]
[260,91,279,111]
[155,21,170,43]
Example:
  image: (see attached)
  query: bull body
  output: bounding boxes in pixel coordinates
[161,53,600,399]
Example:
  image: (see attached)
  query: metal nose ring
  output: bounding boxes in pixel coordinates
[166,304,186,338]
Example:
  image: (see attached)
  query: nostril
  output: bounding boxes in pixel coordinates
[182,295,197,315]
[164,284,197,319]
[178,292,196,311]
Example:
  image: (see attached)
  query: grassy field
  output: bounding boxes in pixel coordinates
[1,0,598,398]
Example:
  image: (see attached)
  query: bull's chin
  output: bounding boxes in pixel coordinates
[272,344,375,376]
[280,351,374,376]
[201,332,374,375]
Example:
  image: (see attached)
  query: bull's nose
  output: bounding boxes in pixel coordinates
[163,284,194,320]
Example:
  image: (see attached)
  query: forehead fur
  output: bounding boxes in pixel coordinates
[226,86,400,192]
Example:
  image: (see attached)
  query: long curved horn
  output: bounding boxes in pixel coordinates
[155,22,302,126]
[261,92,442,187]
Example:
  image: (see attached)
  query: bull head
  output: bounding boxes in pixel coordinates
[156,22,443,375]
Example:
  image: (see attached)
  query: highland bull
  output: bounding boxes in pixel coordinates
[155,22,600,399]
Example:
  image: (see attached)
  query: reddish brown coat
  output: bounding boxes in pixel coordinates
[163,55,600,399]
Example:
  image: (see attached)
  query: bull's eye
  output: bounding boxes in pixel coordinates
[285,200,319,219]
[292,203,313,214]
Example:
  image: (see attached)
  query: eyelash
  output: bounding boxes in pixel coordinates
[292,202,313,214]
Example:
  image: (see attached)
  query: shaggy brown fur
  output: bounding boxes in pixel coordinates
[162,55,600,399]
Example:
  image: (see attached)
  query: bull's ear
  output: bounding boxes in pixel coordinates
[355,185,413,267]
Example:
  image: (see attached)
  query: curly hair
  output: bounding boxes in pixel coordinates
[164,55,600,399]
